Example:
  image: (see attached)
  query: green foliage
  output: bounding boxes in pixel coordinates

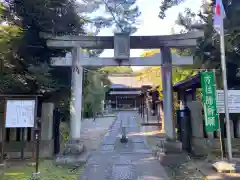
[0,25,24,93]
[1,160,84,180]
[0,0,141,119]
[83,70,107,117]
[136,50,197,98]
[100,66,133,74]
[90,0,141,34]
[0,2,5,23]
[1,0,84,95]
[175,0,240,88]
[159,0,182,19]
[82,66,134,118]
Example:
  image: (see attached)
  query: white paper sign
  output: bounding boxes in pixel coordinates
[216,90,240,113]
[5,100,35,128]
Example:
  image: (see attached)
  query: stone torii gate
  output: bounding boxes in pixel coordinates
[42,32,203,158]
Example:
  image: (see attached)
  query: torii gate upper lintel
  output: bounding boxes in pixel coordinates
[41,31,204,49]
[42,31,204,147]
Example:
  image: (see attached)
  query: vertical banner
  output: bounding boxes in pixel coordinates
[200,72,219,132]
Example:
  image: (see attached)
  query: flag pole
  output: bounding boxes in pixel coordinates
[213,69,224,160]
[219,21,232,161]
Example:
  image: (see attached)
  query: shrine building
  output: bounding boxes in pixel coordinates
[106,74,152,109]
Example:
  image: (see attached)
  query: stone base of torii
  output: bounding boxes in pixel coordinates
[41,32,203,166]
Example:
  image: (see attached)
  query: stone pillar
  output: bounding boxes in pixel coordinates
[55,48,84,166]
[187,101,204,138]
[161,47,175,140]
[70,47,83,141]
[41,103,54,140]
[41,103,54,157]
[187,101,209,155]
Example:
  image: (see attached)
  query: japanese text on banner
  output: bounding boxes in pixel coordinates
[200,72,219,132]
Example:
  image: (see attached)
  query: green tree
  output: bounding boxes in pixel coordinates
[89,0,141,34]
[83,70,107,117]
[159,0,188,19]
[79,0,141,117]
[174,0,240,88]
[1,0,85,95]
[0,0,142,118]
[136,49,197,98]
[100,66,133,74]
[0,25,23,93]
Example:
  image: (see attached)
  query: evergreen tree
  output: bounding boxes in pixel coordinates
[174,0,240,87]
[0,0,142,117]
[1,0,85,94]
[90,0,141,34]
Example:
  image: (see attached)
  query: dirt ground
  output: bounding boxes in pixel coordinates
[142,125,205,180]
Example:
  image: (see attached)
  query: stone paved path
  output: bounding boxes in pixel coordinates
[81,115,116,152]
[79,111,169,180]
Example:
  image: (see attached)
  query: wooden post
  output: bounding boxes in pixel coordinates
[20,128,25,160]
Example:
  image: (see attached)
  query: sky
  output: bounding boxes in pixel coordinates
[86,0,204,70]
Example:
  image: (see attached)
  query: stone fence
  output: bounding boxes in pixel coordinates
[187,101,240,156]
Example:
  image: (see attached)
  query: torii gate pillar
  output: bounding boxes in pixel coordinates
[54,48,85,166]
[161,47,175,140]
[70,48,83,141]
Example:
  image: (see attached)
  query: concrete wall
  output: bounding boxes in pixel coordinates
[0,103,55,159]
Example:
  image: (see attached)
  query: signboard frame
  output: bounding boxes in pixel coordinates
[5,99,36,128]
[0,95,40,163]
[216,90,240,113]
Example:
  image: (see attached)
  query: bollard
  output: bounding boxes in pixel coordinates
[120,127,128,143]
[120,117,128,143]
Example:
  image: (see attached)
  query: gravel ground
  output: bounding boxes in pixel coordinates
[163,159,205,180]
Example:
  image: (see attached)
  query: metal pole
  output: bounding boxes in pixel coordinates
[213,69,224,160]
[219,24,232,160]
[35,122,40,174]
[35,96,40,175]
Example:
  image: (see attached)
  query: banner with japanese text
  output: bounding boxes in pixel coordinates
[200,72,219,132]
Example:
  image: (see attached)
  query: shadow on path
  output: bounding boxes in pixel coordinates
[79,111,169,180]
